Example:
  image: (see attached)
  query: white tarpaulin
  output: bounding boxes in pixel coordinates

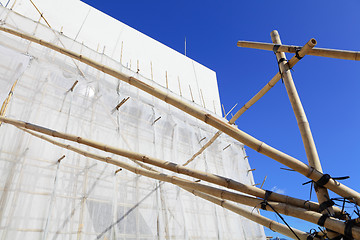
[0,4,265,240]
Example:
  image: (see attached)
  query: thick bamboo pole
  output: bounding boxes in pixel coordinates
[14,127,360,239]
[271,30,334,209]
[184,38,317,166]
[271,30,337,238]
[3,117,332,214]
[237,40,360,61]
[184,189,315,240]
[0,26,359,205]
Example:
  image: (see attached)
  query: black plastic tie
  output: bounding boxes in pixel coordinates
[318,199,335,213]
[273,44,281,53]
[260,190,273,210]
[295,47,303,60]
[278,58,287,65]
[344,219,355,239]
[316,174,331,187]
[264,190,272,201]
[317,214,329,227]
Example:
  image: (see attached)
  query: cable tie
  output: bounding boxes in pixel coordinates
[317,214,329,227]
[295,47,303,60]
[318,199,335,213]
[344,219,356,239]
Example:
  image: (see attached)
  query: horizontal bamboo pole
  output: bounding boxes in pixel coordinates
[1,26,359,205]
[15,127,360,239]
[3,116,343,215]
[184,38,317,166]
[184,188,314,240]
[237,40,360,61]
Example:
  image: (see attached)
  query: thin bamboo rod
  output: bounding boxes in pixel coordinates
[15,127,360,239]
[271,31,335,217]
[184,38,316,166]
[27,1,85,77]
[1,26,359,205]
[1,117,342,216]
[237,40,360,61]
[184,188,314,240]
[0,78,18,125]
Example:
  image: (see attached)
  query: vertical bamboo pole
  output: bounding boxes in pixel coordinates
[271,30,337,237]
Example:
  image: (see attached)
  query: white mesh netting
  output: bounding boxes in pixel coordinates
[0,7,265,240]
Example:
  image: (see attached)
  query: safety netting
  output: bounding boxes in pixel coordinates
[0,7,265,239]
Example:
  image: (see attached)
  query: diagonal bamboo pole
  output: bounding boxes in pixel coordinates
[4,117,336,214]
[14,127,360,239]
[237,40,360,61]
[271,31,335,219]
[183,38,317,166]
[0,26,359,205]
[184,188,316,240]
[0,78,19,126]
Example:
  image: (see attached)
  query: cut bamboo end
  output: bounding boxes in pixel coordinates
[57,155,65,163]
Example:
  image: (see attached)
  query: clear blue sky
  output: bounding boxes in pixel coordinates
[82,1,360,238]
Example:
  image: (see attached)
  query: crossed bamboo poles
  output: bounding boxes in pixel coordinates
[0,24,359,238]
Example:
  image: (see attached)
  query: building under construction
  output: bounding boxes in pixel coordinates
[0,0,359,240]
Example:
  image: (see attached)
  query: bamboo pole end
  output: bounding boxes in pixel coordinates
[309,38,317,47]
[270,30,280,40]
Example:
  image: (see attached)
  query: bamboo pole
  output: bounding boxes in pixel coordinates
[1,26,359,205]
[184,39,316,166]
[0,78,19,125]
[184,189,315,240]
[14,127,360,239]
[271,30,335,216]
[237,40,360,61]
[0,116,343,216]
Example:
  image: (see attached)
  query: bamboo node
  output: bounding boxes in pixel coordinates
[204,114,211,123]
[256,142,264,152]
[306,166,316,178]
[225,178,231,188]
[141,156,149,162]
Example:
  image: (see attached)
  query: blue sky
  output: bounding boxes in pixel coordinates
[82,1,360,238]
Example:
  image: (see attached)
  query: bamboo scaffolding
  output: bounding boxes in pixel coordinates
[183,38,316,166]
[1,26,359,205]
[15,127,360,239]
[271,30,335,216]
[0,116,343,216]
[237,40,360,61]
[184,189,316,240]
